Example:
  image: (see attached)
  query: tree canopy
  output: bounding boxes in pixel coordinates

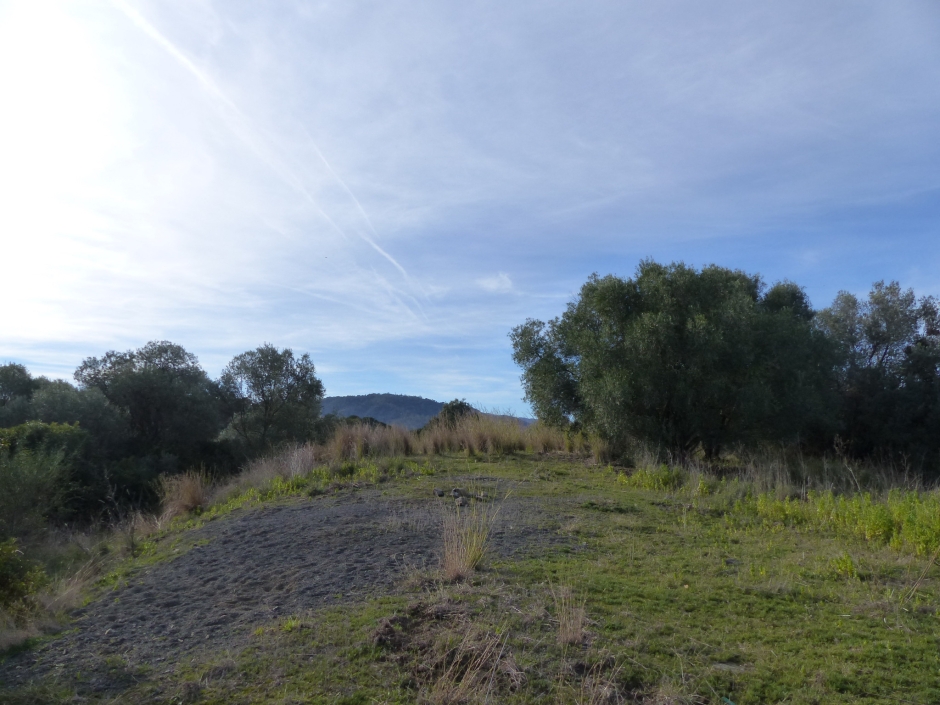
[75,341,225,459]
[817,282,940,463]
[511,261,836,459]
[219,344,325,452]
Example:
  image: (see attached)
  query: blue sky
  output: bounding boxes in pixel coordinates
[1,1,939,414]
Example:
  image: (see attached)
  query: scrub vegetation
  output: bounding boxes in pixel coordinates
[2,261,940,702]
[2,421,940,703]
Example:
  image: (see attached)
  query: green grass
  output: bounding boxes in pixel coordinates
[4,453,940,703]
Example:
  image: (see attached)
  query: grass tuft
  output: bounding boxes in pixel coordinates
[550,582,587,646]
[158,470,210,520]
[426,625,508,704]
[441,496,498,582]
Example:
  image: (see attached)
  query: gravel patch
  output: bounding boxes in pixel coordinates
[0,484,562,694]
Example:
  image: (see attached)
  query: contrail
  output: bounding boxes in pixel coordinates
[300,127,413,283]
[109,0,413,284]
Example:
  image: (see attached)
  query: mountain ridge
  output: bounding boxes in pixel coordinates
[321,393,535,429]
[321,393,445,429]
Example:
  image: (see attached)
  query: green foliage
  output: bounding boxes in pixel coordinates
[0,538,46,610]
[753,488,940,556]
[29,381,130,457]
[617,464,686,491]
[74,341,225,460]
[0,363,38,428]
[512,261,836,459]
[0,422,85,536]
[0,420,88,458]
[0,363,36,405]
[0,448,68,538]
[220,344,325,453]
[817,281,940,465]
[426,398,477,430]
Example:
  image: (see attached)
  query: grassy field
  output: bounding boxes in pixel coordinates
[4,450,940,704]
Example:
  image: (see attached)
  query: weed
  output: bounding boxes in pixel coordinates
[829,552,858,580]
[282,615,303,632]
[619,465,686,492]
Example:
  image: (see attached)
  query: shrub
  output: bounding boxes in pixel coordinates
[0,449,67,538]
[0,539,46,610]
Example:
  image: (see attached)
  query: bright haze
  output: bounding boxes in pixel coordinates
[2,1,939,413]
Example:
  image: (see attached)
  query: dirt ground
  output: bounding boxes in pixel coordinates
[0,482,563,695]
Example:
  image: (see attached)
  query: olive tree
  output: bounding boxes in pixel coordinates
[0,363,37,427]
[511,261,836,459]
[817,281,940,464]
[219,345,324,452]
[74,341,224,458]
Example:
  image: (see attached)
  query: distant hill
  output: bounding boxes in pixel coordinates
[322,393,536,430]
[321,394,445,430]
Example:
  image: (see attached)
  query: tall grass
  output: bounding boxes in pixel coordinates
[329,423,414,460]
[157,470,210,520]
[417,414,564,457]
[617,446,940,557]
[425,625,510,704]
[441,497,498,582]
[549,582,586,646]
[753,489,940,556]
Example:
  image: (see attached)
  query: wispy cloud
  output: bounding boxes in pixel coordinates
[2,0,939,410]
[477,273,513,294]
[109,0,417,300]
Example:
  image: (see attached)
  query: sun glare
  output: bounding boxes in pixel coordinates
[0,1,124,338]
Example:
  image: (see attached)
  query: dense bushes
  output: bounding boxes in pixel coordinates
[512,261,940,473]
[0,539,46,611]
[0,342,327,535]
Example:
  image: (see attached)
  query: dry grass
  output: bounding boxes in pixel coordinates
[425,626,508,704]
[565,662,625,705]
[441,495,499,582]
[158,470,210,520]
[418,415,564,457]
[329,423,414,460]
[550,582,587,646]
[0,522,142,652]
[213,443,327,502]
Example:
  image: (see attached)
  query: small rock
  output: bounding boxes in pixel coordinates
[456,496,469,507]
[433,488,445,497]
[451,488,463,498]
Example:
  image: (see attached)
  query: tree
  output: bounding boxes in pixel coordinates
[817,282,940,464]
[74,341,224,459]
[219,345,324,452]
[511,261,836,459]
[0,363,37,428]
[29,379,130,457]
[429,399,477,429]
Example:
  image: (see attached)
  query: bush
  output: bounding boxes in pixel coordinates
[0,421,87,458]
[0,539,46,610]
[0,450,67,538]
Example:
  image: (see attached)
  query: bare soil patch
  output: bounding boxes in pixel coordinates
[0,484,561,695]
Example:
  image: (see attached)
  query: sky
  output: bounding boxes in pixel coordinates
[1,1,939,414]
